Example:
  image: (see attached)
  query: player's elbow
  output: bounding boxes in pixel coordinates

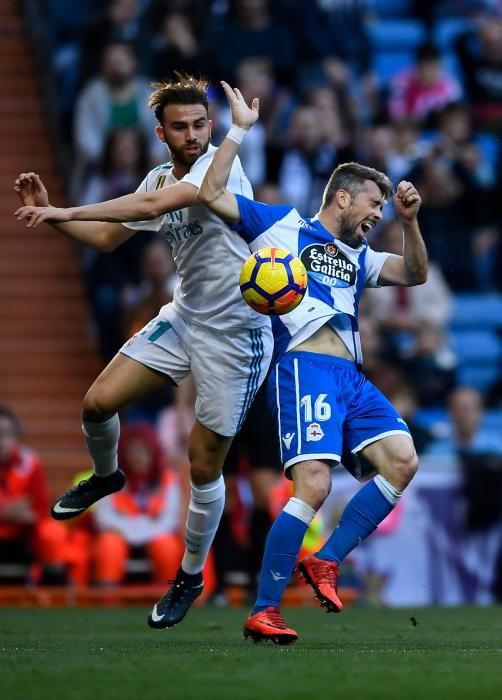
[197,184,218,207]
[139,192,162,219]
[410,268,428,286]
[99,237,118,253]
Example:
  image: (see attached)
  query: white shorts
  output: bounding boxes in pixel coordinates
[120,304,273,437]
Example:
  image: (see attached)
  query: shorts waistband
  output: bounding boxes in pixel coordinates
[284,350,358,370]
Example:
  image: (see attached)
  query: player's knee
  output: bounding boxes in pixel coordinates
[82,387,114,422]
[188,442,222,485]
[293,467,331,510]
[387,442,418,490]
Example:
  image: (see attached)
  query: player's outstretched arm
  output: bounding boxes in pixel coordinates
[15,181,198,229]
[378,181,428,287]
[197,81,259,224]
[14,171,140,251]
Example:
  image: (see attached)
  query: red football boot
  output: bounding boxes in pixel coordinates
[244,606,298,645]
[297,555,343,613]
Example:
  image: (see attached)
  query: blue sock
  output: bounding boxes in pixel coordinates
[317,477,399,564]
[253,499,315,614]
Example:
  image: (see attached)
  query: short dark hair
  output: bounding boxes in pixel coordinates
[321,161,394,210]
[149,73,209,123]
[0,405,21,436]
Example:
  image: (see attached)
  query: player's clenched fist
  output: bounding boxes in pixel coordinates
[394,181,421,221]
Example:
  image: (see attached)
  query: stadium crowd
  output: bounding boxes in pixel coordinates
[5,0,501,599]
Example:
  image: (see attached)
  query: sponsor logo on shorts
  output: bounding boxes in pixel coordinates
[282,432,295,449]
[306,422,324,442]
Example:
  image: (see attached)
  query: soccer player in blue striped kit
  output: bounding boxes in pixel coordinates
[198,82,428,644]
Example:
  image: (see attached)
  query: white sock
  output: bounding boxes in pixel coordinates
[182,475,225,575]
[82,414,120,478]
[374,474,403,506]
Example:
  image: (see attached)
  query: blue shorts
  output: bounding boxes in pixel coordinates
[268,351,411,481]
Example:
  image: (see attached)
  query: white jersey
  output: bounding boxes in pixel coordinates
[123,145,268,330]
[233,195,391,367]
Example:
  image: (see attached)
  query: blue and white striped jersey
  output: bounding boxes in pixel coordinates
[233,195,390,367]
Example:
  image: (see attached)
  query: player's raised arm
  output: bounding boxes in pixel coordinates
[197,81,259,224]
[15,181,198,229]
[378,181,428,287]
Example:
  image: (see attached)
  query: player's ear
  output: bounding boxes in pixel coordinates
[207,119,213,140]
[335,188,350,209]
[156,125,166,144]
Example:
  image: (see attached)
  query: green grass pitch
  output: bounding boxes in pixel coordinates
[2,606,502,700]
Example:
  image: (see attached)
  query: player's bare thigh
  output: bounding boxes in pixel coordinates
[360,434,418,491]
[83,353,175,421]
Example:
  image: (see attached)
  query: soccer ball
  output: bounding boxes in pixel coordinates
[239,247,308,315]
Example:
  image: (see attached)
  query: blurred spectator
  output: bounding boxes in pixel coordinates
[214,384,282,601]
[292,0,377,121]
[358,122,419,187]
[0,406,68,584]
[254,182,283,204]
[73,40,164,194]
[397,321,458,407]
[305,84,351,149]
[121,237,177,338]
[410,153,492,290]
[364,218,453,335]
[78,0,152,86]
[387,43,463,124]
[387,384,435,455]
[431,102,498,187]
[80,126,150,205]
[77,126,157,361]
[207,0,296,85]
[424,388,502,584]
[454,19,502,133]
[278,105,351,216]
[217,58,270,186]
[147,0,210,39]
[92,422,183,585]
[358,314,406,399]
[425,387,502,456]
[151,12,207,81]
[117,240,178,424]
[157,376,196,468]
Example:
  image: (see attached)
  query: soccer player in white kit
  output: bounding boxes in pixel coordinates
[15,76,273,628]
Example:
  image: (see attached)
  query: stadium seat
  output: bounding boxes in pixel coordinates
[414,408,502,431]
[373,50,416,83]
[450,294,502,330]
[433,18,471,51]
[450,330,502,362]
[366,19,427,51]
[457,364,500,392]
[413,407,448,429]
[366,0,414,18]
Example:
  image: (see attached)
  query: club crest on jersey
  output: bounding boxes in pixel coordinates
[300,243,356,288]
[306,422,324,442]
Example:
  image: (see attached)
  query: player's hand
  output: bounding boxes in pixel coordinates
[221,80,259,130]
[14,172,49,207]
[394,181,421,221]
[14,205,71,228]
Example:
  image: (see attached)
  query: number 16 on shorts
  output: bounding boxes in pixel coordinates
[273,355,342,470]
